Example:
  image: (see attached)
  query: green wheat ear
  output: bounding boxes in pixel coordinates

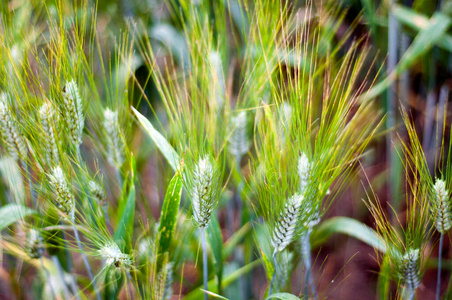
[398,248,421,298]
[39,102,60,166]
[99,242,132,270]
[48,165,75,220]
[62,79,84,149]
[189,155,218,228]
[0,92,27,161]
[103,108,124,167]
[271,194,303,253]
[431,178,451,233]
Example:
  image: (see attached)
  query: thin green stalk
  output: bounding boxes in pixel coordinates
[21,160,35,207]
[201,228,208,300]
[437,233,444,300]
[50,255,72,299]
[72,223,101,300]
[269,250,277,295]
[40,256,56,299]
[302,229,317,300]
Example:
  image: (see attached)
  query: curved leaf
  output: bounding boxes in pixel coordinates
[265,292,300,300]
[311,217,386,253]
[157,170,183,269]
[132,108,179,172]
[0,204,36,230]
[183,260,259,300]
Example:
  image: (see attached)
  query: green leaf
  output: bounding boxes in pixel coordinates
[183,260,259,300]
[362,11,452,101]
[200,289,229,299]
[0,204,36,230]
[132,107,179,172]
[265,293,300,300]
[310,217,386,253]
[223,222,251,259]
[260,249,274,281]
[157,170,183,269]
[207,215,223,294]
[149,23,190,69]
[377,255,391,300]
[114,156,136,253]
[392,5,452,52]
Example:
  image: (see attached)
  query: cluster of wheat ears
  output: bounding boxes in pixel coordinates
[0,1,451,299]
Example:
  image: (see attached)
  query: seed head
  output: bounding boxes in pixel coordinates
[431,179,451,233]
[398,248,421,294]
[0,93,27,160]
[190,156,218,228]
[99,242,131,270]
[40,103,60,166]
[103,108,124,166]
[157,262,174,300]
[62,80,84,147]
[48,166,74,219]
[298,153,311,195]
[271,194,303,252]
[229,111,249,159]
[89,180,106,207]
[26,229,44,259]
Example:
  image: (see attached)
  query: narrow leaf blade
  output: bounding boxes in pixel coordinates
[132,107,179,172]
[157,170,183,268]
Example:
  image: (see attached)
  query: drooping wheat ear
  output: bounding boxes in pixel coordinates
[62,80,84,148]
[48,166,75,219]
[26,229,44,259]
[271,194,303,252]
[298,153,311,195]
[229,111,249,160]
[157,262,174,300]
[40,103,60,166]
[89,180,106,206]
[431,179,451,233]
[0,93,27,160]
[191,156,217,228]
[99,242,131,270]
[103,108,124,166]
[399,248,421,296]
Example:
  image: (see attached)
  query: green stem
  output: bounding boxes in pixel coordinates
[50,255,72,299]
[21,160,35,207]
[72,223,101,300]
[302,229,317,300]
[437,233,444,300]
[269,250,277,295]
[40,256,56,299]
[201,228,208,300]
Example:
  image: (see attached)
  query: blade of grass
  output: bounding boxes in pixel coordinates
[132,107,179,172]
[310,217,386,253]
[157,169,183,269]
